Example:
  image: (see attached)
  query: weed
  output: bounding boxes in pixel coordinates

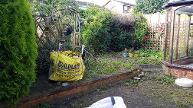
[125,79,140,87]
[156,74,175,85]
[35,104,50,108]
[83,50,162,80]
[137,72,193,107]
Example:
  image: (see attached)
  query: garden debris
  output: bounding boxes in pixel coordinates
[122,48,128,58]
[175,78,193,88]
[133,71,145,80]
[62,83,69,87]
[133,77,141,80]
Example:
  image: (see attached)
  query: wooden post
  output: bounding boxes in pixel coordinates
[158,13,160,24]
[175,14,181,60]
[78,14,81,46]
[169,10,176,64]
[187,15,191,56]
[75,14,77,47]
[74,14,77,48]
[164,10,169,60]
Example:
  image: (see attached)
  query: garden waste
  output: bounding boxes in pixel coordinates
[49,51,85,81]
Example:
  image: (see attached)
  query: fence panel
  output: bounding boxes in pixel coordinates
[144,23,165,51]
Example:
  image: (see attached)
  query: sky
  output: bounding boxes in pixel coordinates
[75,0,181,6]
[76,0,136,6]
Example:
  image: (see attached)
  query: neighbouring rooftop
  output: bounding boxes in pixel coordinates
[164,0,193,14]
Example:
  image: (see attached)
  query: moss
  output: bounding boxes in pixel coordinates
[0,0,37,103]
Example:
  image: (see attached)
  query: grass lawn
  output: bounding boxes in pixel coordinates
[83,49,162,80]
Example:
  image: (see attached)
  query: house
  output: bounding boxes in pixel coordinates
[76,1,95,10]
[103,0,135,13]
[76,0,135,14]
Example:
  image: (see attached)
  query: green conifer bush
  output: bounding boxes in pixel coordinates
[0,0,37,103]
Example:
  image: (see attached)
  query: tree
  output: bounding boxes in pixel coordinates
[0,0,37,103]
[31,0,79,74]
[32,0,78,17]
[135,0,169,14]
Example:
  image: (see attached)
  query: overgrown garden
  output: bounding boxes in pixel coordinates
[80,6,162,80]
[0,0,172,106]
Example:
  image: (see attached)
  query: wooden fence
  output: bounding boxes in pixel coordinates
[145,20,193,59]
[143,23,165,51]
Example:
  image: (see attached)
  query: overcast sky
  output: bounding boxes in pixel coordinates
[76,0,136,6]
[76,0,178,6]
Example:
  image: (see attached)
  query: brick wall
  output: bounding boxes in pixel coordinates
[163,65,193,80]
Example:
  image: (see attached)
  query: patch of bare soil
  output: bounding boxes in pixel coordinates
[34,65,193,108]
[137,74,193,108]
[33,65,179,108]
[46,83,177,108]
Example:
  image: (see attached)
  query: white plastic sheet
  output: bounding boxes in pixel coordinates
[88,96,126,108]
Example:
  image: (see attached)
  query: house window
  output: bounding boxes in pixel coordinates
[38,0,44,4]
[123,5,131,13]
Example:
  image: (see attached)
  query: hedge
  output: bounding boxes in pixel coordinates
[81,7,112,52]
[133,12,149,49]
[81,7,149,53]
[0,0,37,103]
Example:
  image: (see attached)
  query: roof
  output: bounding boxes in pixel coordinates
[113,0,135,6]
[176,6,193,14]
[163,0,193,14]
[163,0,193,8]
[76,1,94,6]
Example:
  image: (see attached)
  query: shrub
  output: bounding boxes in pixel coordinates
[36,40,58,75]
[81,7,112,52]
[0,0,37,103]
[32,0,79,74]
[81,7,149,53]
[134,0,169,14]
[133,12,149,49]
[81,7,135,53]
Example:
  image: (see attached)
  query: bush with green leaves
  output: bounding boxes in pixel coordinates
[81,7,149,52]
[32,0,78,17]
[133,12,149,49]
[134,0,169,14]
[81,7,136,53]
[32,0,79,74]
[0,0,37,103]
[81,7,112,52]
